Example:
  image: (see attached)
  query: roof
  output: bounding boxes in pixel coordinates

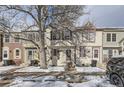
[96,27,124,32]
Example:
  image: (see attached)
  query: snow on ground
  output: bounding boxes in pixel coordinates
[8,76,68,87]
[0,66,20,74]
[15,66,65,72]
[76,67,105,73]
[7,75,115,87]
[70,76,115,87]
[15,66,105,73]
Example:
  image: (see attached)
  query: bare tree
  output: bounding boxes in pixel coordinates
[0,5,86,69]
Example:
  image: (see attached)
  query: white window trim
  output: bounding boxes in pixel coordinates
[14,35,21,43]
[4,34,11,43]
[14,48,21,59]
[106,33,116,42]
[3,47,9,60]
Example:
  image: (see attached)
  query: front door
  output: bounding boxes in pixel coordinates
[28,50,33,63]
[93,48,99,61]
[66,49,71,61]
[51,49,59,66]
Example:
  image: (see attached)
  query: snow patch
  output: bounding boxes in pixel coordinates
[9,76,68,87]
[76,67,105,73]
[0,66,20,74]
[15,66,65,72]
[70,76,115,87]
[15,66,105,73]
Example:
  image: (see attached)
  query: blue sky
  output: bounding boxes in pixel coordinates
[79,5,124,27]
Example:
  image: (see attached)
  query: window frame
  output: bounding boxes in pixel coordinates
[3,47,9,60]
[106,33,111,42]
[14,48,21,59]
[4,34,10,43]
[112,33,116,42]
[106,33,117,42]
[62,30,72,40]
[51,31,61,40]
[15,34,20,43]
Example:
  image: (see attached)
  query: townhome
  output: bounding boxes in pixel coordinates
[102,28,124,62]
[2,22,124,67]
[21,31,40,66]
[45,22,103,67]
[2,32,24,65]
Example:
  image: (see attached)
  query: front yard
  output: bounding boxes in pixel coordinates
[0,66,115,87]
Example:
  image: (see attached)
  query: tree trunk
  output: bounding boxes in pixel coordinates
[39,46,47,69]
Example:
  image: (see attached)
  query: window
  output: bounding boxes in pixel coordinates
[32,33,36,41]
[94,49,98,58]
[89,32,95,42]
[107,33,111,42]
[15,35,20,42]
[36,33,40,42]
[80,46,86,57]
[112,33,116,42]
[4,34,10,42]
[106,33,116,42]
[14,49,21,59]
[51,31,60,40]
[16,50,20,56]
[66,49,71,60]
[3,50,7,58]
[63,30,72,40]
[28,34,33,40]
[82,32,95,42]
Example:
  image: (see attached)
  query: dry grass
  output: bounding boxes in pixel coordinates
[97,62,107,70]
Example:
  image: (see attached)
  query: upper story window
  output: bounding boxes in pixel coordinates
[15,35,20,43]
[36,33,40,42]
[62,30,72,40]
[112,33,116,42]
[51,31,60,40]
[28,34,33,40]
[4,34,10,43]
[106,33,116,42]
[107,33,111,42]
[82,32,95,42]
[51,30,72,40]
